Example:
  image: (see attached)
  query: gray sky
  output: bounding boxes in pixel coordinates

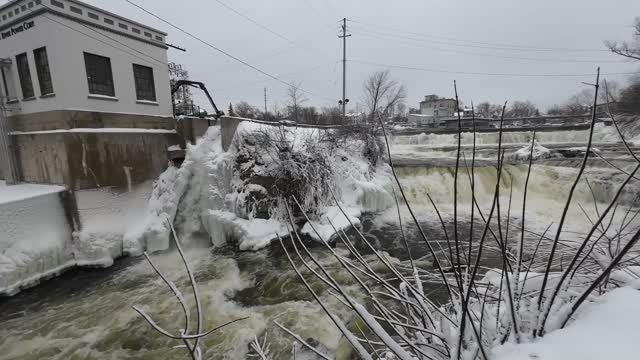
[83,0,640,112]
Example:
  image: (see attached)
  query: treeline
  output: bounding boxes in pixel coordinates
[227,101,345,125]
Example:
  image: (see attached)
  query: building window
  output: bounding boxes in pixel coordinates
[8,11,13,18]
[50,0,64,9]
[155,35,163,41]
[21,5,27,11]
[16,53,35,99]
[84,52,115,97]
[14,8,20,15]
[28,2,34,9]
[132,28,140,34]
[34,47,54,95]
[118,23,128,30]
[104,18,114,25]
[70,6,82,15]
[132,64,156,101]
[36,0,42,4]
[144,31,152,38]
[88,12,99,20]
[1,68,11,99]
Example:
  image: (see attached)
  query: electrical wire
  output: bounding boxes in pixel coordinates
[350,28,625,64]
[348,18,610,53]
[350,59,638,78]
[124,0,335,102]
[213,0,295,45]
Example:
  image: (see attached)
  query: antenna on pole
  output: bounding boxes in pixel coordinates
[338,18,351,123]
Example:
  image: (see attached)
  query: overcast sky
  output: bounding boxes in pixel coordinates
[82,0,640,112]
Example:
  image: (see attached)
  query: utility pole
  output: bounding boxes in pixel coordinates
[339,18,351,123]
[263,87,268,117]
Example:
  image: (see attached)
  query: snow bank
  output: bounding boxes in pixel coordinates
[0,187,73,295]
[492,287,640,360]
[0,181,65,204]
[301,206,362,241]
[513,140,552,161]
[202,210,288,250]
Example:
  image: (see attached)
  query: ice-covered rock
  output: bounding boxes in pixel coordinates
[513,140,552,161]
[130,122,393,253]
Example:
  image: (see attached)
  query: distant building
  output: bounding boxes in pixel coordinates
[408,113,436,127]
[0,0,175,189]
[454,107,475,118]
[419,95,456,118]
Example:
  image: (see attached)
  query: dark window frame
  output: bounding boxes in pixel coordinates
[83,52,115,97]
[104,17,114,25]
[50,0,64,9]
[1,68,11,99]
[33,47,54,95]
[70,6,82,15]
[118,23,128,30]
[88,12,99,20]
[16,53,35,99]
[132,64,156,102]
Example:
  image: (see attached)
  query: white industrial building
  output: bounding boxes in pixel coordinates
[0,0,171,117]
[0,0,177,189]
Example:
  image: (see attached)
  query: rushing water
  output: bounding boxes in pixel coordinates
[1,128,639,359]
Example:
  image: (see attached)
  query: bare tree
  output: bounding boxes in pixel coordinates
[600,79,621,102]
[547,104,564,115]
[476,101,503,118]
[285,81,307,122]
[506,100,540,117]
[618,74,640,113]
[363,70,406,122]
[606,17,640,61]
[319,106,342,125]
[235,101,261,119]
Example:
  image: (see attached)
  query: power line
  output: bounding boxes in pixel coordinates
[30,5,167,67]
[350,29,624,64]
[348,18,610,53]
[213,0,295,45]
[350,59,639,78]
[124,0,334,102]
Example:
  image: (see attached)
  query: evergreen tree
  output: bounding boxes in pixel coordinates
[228,103,236,116]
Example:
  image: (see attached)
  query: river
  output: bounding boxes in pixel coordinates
[1,127,639,359]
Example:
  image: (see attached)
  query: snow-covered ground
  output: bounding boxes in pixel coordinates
[493,287,640,360]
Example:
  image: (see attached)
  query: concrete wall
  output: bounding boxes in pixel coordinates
[0,6,171,117]
[13,130,175,189]
[221,116,242,152]
[175,116,214,146]
[9,109,175,132]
